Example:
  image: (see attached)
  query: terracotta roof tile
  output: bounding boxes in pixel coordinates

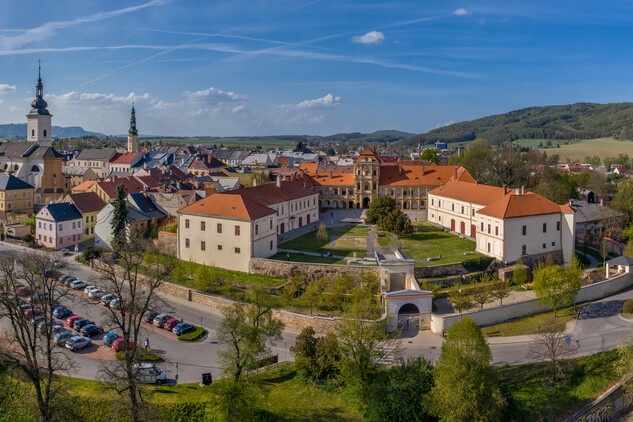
[380,165,474,186]
[354,147,379,163]
[428,180,509,205]
[179,193,276,220]
[478,192,562,219]
[72,180,97,192]
[311,173,355,186]
[110,152,140,164]
[67,192,106,214]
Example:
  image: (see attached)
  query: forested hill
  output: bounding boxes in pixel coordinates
[402,102,633,147]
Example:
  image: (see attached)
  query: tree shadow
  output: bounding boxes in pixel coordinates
[577,299,626,320]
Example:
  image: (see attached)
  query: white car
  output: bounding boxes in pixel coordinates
[100,294,116,306]
[88,288,104,299]
[83,286,98,294]
[70,280,87,290]
[65,336,91,352]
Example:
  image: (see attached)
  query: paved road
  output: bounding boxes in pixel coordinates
[2,241,633,384]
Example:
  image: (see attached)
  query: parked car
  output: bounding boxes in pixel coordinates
[38,318,63,333]
[87,288,104,299]
[143,311,158,323]
[27,292,50,304]
[80,324,103,337]
[66,315,82,327]
[31,315,46,325]
[24,307,43,319]
[52,325,71,336]
[111,338,133,352]
[100,294,115,306]
[134,363,166,385]
[152,314,173,328]
[65,336,92,352]
[163,318,180,331]
[60,248,70,256]
[54,331,78,347]
[172,323,195,336]
[16,285,31,296]
[59,275,73,283]
[102,332,121,346]
[83,286,98,294]
[53,306,73,319]
[70,280,87,290]
[73,319,95,332]
[20,303,33,312]
[61,276,76,286]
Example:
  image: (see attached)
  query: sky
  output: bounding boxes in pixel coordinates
[0,1,633,137]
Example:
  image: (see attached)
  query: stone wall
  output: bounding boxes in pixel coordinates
[249,257,379,281]
[431,271,633,333]
[414,262,466,278]
[155,231,177,256]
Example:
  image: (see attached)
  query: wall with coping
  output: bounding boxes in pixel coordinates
[249,257,379,281]
[430,271,633,333]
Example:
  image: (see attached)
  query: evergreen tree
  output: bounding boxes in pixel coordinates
[111,184,128,251]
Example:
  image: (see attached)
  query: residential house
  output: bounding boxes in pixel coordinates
[0,173,35,217]
[71,180,97,194]
[614,167,629,177]
[567,199,624,242]
[428,181,575,266]
[90,177,145,203]
[63,166,98,190]
[228,151,249,167]
[60,192,106,240]
[35,202,83,249]
[241,153,278,168]
[188,156,226,177]
[94,193,167,249]
[107,152,145,176]
[74,149,117,177]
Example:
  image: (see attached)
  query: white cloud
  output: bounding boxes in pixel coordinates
[280,93,341,111]
[9,106,20,112]
[0,84,16,94]
[46,91,149,106]
[352,31,385,45]
[184,87,246,106]
[453,8,468,16]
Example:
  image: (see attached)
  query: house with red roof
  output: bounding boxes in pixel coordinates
[107,152,145,176]
[428,181,575,266]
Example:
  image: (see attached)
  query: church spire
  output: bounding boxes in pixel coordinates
[128,103,138,136]
[31,60,48,112]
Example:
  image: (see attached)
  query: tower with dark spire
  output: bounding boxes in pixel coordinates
[26,61,52,146]
[127,103,139,152]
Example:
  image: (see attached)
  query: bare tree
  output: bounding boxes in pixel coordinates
[490,277,512,306]
[0,251,75,421]
[599,236,609,268]
[95,238,175,422]
[526,316,575,382]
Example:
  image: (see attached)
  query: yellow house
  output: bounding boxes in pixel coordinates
[0,173,35,215]
[61,192,106,240]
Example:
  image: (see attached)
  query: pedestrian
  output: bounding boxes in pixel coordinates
[144,338,150,350]
[287,253,290,261]
[180,318,183,324]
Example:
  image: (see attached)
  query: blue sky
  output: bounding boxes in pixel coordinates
[0,1,632,137]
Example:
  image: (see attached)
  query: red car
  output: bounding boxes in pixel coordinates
[23,307,43,319]
[163,318,180,331]
[66,315,82,327]
[111,338,134,352]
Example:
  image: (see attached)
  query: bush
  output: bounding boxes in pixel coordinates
[623,300,633,315]
[21,234,34,243]
[178,326,206,342]
[462,256,493,272]
[115,348,162,362]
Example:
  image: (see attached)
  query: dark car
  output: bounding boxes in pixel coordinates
[102,332,121,346]
[73,319,95,332]
[53,307,73,319]
[80,324,103,337]
[143,312,158,323]
[172,323,194,336]
[24,307,43,319]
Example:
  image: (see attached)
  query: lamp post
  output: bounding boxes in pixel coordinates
[459,288,463,321]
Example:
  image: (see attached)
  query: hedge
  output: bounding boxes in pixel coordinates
[177,326,206,342]
[462,256,493,272]
[623,300,633,314]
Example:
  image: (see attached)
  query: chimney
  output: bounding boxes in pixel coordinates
[253,178,258,187]
[421,163,425,176]
[515,188,521,195]
[417,141,421,158]
[453,165,458,180]
[521,185,525,195]
[276,175,281,188]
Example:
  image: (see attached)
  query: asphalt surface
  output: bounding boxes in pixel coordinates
[2,241,633,385]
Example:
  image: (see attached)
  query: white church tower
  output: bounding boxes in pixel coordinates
[26,62,52,147]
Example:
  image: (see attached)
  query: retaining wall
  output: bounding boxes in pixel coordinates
[414,262,466,278]
[430,271,633,333]
[563,380,630,422]
[249,257,379,281]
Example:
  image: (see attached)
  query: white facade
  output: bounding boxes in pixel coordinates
[427,193,484,237]
[268,192,319,234]
[27,114,52,146]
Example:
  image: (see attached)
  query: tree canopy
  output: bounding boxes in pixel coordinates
[532,258,583,316]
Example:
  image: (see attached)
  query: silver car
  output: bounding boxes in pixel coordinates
[54,331,78,347]
[65,336,91,352]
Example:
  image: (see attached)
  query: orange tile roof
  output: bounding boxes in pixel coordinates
[179,193,276,220]
[299,162,318,173]
[110,152,140,164]
[354,147,379,163]
[559,204,574,213]
[478,192,562,219]
[311,173,355,186]
[222,181,316,205]
[72,180,97,192]
[380,165,474,186]
[428,180,509,205]
[67,192,106,214]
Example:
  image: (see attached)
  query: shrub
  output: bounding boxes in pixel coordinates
[623,300,633,315]
[115,348,162,362]
[462,256,493,272]
[178,326,206,342]
[21,234,34,243]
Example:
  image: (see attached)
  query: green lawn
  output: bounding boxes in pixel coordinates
[481,305,579,337]
[398,223,477,263]
[512,138,551,148]
[1,363,362,421]
[497,350,620,421]
[269,252,349,265]
[279,225,367,258]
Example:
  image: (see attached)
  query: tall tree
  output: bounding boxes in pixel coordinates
[460,138,493,182]
[365,196,397,225]
[111,183,128,252]
[0,252,75,422]
[430,317,505,421]
[532,258,583,317]
[96,239,175,422]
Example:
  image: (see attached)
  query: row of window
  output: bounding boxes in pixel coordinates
[38,221,82,230]
[0,191,31,199]
[38,233,81,243]
[431,198,477,217]
[0,201,31,210]
[184,239,275,253]
[31,129,47,137]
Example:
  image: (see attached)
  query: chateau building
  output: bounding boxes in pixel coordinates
[305,147,473,210]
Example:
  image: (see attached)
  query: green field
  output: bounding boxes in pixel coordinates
[158,137,297,149]
[398,223,477,264]
[277,225,367,259]
[512,138,552,148]
[542,137,633,160]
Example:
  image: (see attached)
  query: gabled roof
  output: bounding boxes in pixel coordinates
[42,203,82,222]
[63,166,92,176]
[66,192,106,214]
[128,193,166,220]
[135,175,162,189]
[382,165,474,187]
[76,148,117,161]
[607,256,633,266]
[95,177,145,198]
[222,181,315,206]
[72,180,97,192]
[428,180,508,206]
[477,192,562,219]
[354,147,379,163]
[179,193,276,220]
[0,173,34,190]
[110,152,140,164]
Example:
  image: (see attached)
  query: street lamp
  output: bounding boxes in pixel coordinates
[459,289,463,321]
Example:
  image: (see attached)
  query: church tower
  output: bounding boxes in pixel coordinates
[26,62,52,147]
[127,104,139,153]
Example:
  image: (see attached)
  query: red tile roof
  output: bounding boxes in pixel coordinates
[110,152,140,164]
[222,181,316,206]
[311,173,355,186]
[72,180,97,192]
[477,192,562,219]
[67,192,106,214]
[96,177,145,198]
[179,193,276,220]
[428,180,509,205]
[354,147,379,163]
[380,164,474,186]
[168,165,189,181]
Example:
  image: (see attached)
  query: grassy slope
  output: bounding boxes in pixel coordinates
[398,223,477,263]
[277,225,367,258]
[481,306,579,337]
[545,137,633,160]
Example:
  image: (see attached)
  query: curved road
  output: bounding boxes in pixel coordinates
[2,241,633,384]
